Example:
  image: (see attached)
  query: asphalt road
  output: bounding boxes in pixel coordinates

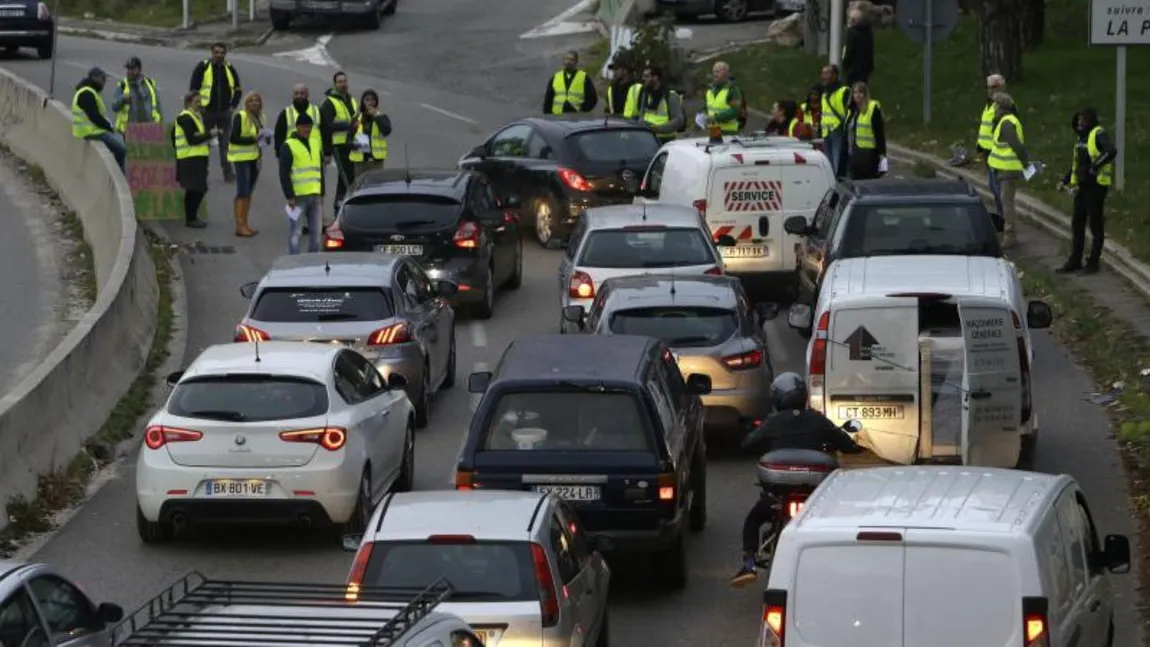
[0,5,1143,644]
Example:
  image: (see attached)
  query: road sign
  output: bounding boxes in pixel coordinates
[894,0,958,125]
[1090,0,1150,45]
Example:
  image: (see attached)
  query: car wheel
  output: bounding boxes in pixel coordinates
[136,505,173,544]
[365,6,381,28]
[688,455,707,532]
[654,533,688,589]
[413,366,431,428]
[393,424,415,493]
[270,9,291,29]
[534,196,559,248]
[441,333,457,389]
[594,609,609,647]
[342,469,373,534]
[506,239,523,290]
[472,266,495,320]
[382,0,397,15]
[36,41,52,59]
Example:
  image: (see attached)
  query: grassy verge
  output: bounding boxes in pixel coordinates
[55,0,225,27]
[717,0,1150,261]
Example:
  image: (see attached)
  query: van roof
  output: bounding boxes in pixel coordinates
[797,467,1070,534]
[824,256,1014,304]
[663,133,820,163]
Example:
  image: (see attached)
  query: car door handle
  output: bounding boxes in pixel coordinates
[584,588,594,596]
[1088,599,1102,612]
[380,410,390,418]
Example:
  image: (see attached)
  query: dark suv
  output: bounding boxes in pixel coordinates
[324,169,523,320]
[458,333,711,589]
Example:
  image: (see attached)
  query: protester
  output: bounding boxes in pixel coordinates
[70,67,127,173]
[188,42,242,182]
[704,61,743,135]
[279,112,324,255]
[842,6,875,85]
[227,91,269,237]
[319,71,358,213]
[766,100,802,137]
[637,66,684,142]
[845,82,886,179]
[172,91,215,229]
[803,85,822,135]
[543,50,597,115]
[987,92,1031,249]
[111,57,161,134]
[606,59,641,118]
[818,64,850,177]
[348,89,392,175]
[1057,108,1117,275]
[273,83,321,157]
[978,74,1009,216]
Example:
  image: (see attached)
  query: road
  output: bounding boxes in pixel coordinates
[0,3,1142,643]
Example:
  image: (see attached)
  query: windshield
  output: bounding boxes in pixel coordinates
[567,129,660,165]
[361,540,537,602]
[251,288,392,323]
[609,307,737,347]
[841,204,999,258]
[168,375,328,421]
[483,391,651,451]
[340,195,461,230]
[577,228,715,269]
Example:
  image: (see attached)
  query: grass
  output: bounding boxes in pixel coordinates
[23,162,98,307]
[54,0,226,27]
[718,0,1150,261]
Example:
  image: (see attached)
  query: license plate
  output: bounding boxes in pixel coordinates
[838,405,905,420]
[721,245,765,258]
[0,9,23,15]
[377,244,423,256]
[205,479,268,497]
[472,629,502,646]
[534,485,601,500]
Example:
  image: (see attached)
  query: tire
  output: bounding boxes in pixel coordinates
[714,0,748,21]
[534,196,559,248]
[136,505,172,544]
[472,266,495,320]
[393,424,415,493]
[270,9,291,29]
[365,6,381,29]
[382,0,397,15]
[441,333,457,389]
[594,609,609,647]
[654,533,688,589]
[688,455,707,532]
[413,366,430,428]
[506,239,523,290]
[36,41,52,60]
[341,469,373,534]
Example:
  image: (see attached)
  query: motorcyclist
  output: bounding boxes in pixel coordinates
[729,372,864,588]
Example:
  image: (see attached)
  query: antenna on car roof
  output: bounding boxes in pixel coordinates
[324,260,331,273]
[404,143,412,185]
[669,268,676,296]
[253,335,261,363]
[641,202,647,221]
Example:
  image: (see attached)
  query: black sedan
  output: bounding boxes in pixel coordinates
[0,0,53,59]
[459,117,661,249]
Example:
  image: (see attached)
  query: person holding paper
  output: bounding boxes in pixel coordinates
[1057,108,1117,275]
[844,82,886,180]
[172,91,216,229]
[278,112,324,255]
[987,92,1032,249]
[228,91,268,237]
[348,89,391,176]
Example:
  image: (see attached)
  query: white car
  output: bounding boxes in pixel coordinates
[135,341,416,543]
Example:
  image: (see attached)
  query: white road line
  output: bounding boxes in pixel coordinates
[274,32,338,67]
[469,321,487,348]
[469,361,490,412]
[520,0,596,39]
[419,103,478,126]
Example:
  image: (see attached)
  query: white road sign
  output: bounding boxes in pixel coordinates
[1090,0,1150,45]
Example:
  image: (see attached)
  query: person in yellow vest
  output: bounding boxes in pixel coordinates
[71,67,127,173]
[703,60,743,135]
[1057,108,1117,275]
[543,50,597,115]
[977,74,1008,216]
[278,112,325,255]
[818,64,850,177]
[188,42,242,182]
[636,66,684,143]
[172,91,217,229]
[987,92,1034,249]
[273,83,323,235]
[605,59,641,119]
[845,82,887,180]
[319,70,358,213]
[227,91,270,238]
[348,89,392,176]
[110,57,161,135]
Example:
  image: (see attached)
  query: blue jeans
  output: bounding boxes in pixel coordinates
[287,195,323,254]
[825,130,845,178]
[988,168,1004,215]
[88,131,126,173]
[235,161,259,198]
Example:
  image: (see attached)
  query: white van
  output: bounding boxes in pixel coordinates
[796,255,1053,468]
[634,134,834,297]
[761,466,1131,647]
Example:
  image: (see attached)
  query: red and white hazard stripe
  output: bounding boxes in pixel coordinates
[712,225,754,241]
[723,180,783,212]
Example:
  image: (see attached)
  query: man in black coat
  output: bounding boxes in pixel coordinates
[842,7,874,85]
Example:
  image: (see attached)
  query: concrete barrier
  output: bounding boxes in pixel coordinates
[0,69,158,531]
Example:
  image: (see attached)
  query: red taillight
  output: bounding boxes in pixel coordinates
[692,198,707,217]
[760,589,787,647]
[557,167,593,192]
[784,495,806,519]
[568,271,594,299]
[368,322,411,346]
[723,348,764,370]
[323,222,344,249]
[279,427,347,451]
[809,311,830,375]
[1022,597,1050,646]
[1012,311,1033,424]
[455,470,476,490]
[704,266,724,275]
[531,543,560,627]
[503,212,518,225]
[234,324,270,342]
[345,541,374,601]
[454,221,480,249]
[143,425,202,450]
[657,472,676,502]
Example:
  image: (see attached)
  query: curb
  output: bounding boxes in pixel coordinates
[255,25,275,45]
[57,25,152,43]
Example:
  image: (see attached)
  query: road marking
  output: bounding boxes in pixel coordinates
[469,361,490,413]
[418,103,478,125]
[520,0,598,38]
[469,321,487,348]
[274,33,338,67]
[764,318,790,365]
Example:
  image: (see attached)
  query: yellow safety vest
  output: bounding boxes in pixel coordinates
[286,137,323,197]
[977,102,996,151]
[325,94,359,146]
[1070,125,1114,187]
[786,117,801,138]
[853,100,880,149]
[551,70,588,115]
[227,110,262,163]
[348,117,389,162]
[71,86,106,139]
[988,114,1025,172]
[114,77,161,133]
[641,92,676,142]
[607,83,642,119]
[820,86,849,136]
[198,61,236,108]
[285,104,322,149]
[705,85,739,133]
[173,109,210,160]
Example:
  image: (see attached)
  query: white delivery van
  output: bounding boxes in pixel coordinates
[796,255,1053,468]
[634,133,834,297]
[761,466,1131,647]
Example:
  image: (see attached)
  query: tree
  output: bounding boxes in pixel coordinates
[1021,0,1045,49]
[610,14,691,92]
[978,0,1025,82]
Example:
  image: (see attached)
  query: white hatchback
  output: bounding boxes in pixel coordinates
[135,341,416,543]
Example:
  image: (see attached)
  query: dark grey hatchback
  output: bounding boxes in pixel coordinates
[0,0,53,59]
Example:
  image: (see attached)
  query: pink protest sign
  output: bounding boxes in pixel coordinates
[125,122,198,221]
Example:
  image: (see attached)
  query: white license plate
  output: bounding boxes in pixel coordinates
[721,245,765,258]
[534,485,601,500]
[472,629,502,646]
[0,9,23,16]
[205,479,268,497]
[838,405,905,420]
[377,244,423,255]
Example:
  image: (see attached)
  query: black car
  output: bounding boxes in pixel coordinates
[458,333,711,588]
[459,117,661,249]
[323,168,523,320]
[785,178,1005,332]
[0,0,53,59]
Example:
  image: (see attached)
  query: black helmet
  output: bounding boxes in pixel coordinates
[771,372,808,412]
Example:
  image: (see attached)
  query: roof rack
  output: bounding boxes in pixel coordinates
[694,131,814,151]
[113,571,453,647]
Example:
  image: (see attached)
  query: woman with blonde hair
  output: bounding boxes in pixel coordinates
[844,81,887,179]
[227,90,271,236]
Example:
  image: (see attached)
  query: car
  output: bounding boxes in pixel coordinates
[236,253,457,427]
[0,560,124,647]
[786,177,1005,330]
[459,333,712,588]
[0,1,54,59]
[657,0,778,22]
[323,169,523,320]
[459,117,661,248]
[563,274,780,434]
[135,341,416,543]
[343,490,611,647]
[268,0,397,31]
[557,203,731,332]
[762,467,1131,647]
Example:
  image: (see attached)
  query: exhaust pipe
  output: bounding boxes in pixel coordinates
[171,512,188,532]
[297,514,313,529]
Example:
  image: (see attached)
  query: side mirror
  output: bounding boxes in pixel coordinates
[502,194,523,209]
[989,212,1005,233]
[685,373,712,395]
[435,279,459,296]
[561,305,586,329]
[341,533,363,552]
[165,370,184,387]
[239,281,258,299]
[715,234,737,247]
[468,371,492,393]
[1103,534,1131,573]
[787,303,813,331]
[783,215,811,236]
[593,535,616,553]
[1026,300,1053,329]
[843,419,864,434]
[95,602,124,623]
[758,215,770,236]
[755,303,780,322]
[387,373,408,390]
[467,144,487,159]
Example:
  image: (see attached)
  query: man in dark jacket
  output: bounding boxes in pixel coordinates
[1057,108,1117,275]
[319,70,358,214]
[543,50,598,115]
[279,113,325,255]
[70,67,127,173]
[188,42,242,182]
[842,7,874,85]
[605,60,640,118]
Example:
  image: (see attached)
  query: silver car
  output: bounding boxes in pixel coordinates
[237,252,457,428]
[563,274,779,434]
[0,560,124,647]
[343,490,611,647]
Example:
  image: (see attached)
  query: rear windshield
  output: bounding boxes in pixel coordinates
[483,391,651,451]
[841,204,999,258]
[609,307,737,348]
[362,541,537,602]
[794,545,905,645]
[903,546,1018,646]
[577,228,715,269]
[341,195,461,230]
[567,129,660,165]
[168,375,328,421]
[251,288,392,323]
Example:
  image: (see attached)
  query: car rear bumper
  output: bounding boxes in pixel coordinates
[0,25,52,44]
[268,0,376,14]
[424,259,488,304]
[584,512,684,551]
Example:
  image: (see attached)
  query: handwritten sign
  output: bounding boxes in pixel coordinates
[125,122,204,221]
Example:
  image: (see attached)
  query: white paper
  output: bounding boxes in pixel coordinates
[285,205,302,222]
[878,157,889,173]
[1023,164,1037,181]
[694,112,709,129]
[353,133,370,151]
[259,127,273,138]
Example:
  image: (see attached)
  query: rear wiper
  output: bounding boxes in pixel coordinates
[446,591,506,600]
[185,409,246,421]
[394,219,436,227]
[552,380,628,393]
[315,312,358,321]
[639,261,689,268]
[667,336,713,345]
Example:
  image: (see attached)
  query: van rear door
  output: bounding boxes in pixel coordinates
[958,297,1022,467]
[706,162,786,272]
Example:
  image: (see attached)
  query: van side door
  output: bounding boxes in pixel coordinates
[799,189,838,304]
[1058,489,1115,645]
[957,296,1022,468]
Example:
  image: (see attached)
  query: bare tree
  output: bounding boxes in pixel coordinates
[978,0,1025,82]
[1021,0,1045,49]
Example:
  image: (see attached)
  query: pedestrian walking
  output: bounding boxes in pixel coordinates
[172,91,215,229]
[605,59,641,118]
[228,91,270,237]
[845,82,887,180]
[1057,108,1117,275]
[70,67,127,173]
[543,50,597,115]
[818,64,850,177]
[987,92,1032,249]
[636,66,684,143]
[188,42,242,182]
[842,6,874,85]
[279,112,324,255]
[978,74,1009,216]
[704,61,743,135]
[320,71,358,213]
[348,89,391,176]
[111,57,161,134]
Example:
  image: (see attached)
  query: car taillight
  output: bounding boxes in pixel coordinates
[234,324,269,342]
[345,541,374,601]
[143,425,202,450]
[279,427,347,451]
[808,310,830,413]
[367,322,411,346]
[557,167,593,192]
[784,494,806,519]
[1022,597,1050,646]
[657,472,676,502]
[704,266,724,275]
[723,348,764,370]
[455,470,476,490]
[1012,311,1032,424]
[323,222,344,249]
[454,221,480,249]
[530,543,560,628]
[760,589,787,647]
[568,271,594,299]
[692,199,707,217]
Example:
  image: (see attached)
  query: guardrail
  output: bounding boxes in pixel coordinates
[0,69,159,531]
